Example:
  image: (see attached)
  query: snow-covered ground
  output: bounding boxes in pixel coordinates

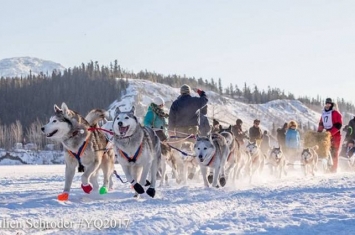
[1,164,355,235]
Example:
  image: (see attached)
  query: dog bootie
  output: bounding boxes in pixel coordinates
[58,192,69,201]
[188,172,194,180]
[145,180,151,187]
[207,174,213,184]
[99,186,108,195]
[146,188,156,198]
[219,177,226,187]
[81,184,93,194]
[133,183,145,194]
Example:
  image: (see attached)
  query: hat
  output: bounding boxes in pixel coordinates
[325,98,333,104]
[180,84,191,94]
[153,96,164,106]
[213,119,219,126]
[288,120,298,128]
[236,119,243,124]
[254,119,260,124]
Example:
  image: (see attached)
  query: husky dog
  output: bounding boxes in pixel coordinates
[245,141,265,183]
[219,126,238,181]
[112,106,161,198]
[300,145,319,176]
[41,103,115,201]
[159,143,179,187]
[194,135,229,188]
[268,147,287,178]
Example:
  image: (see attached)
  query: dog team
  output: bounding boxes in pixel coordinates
[41,84,347,201]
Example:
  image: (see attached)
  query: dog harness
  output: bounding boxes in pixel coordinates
[118,143,144,163]
[204,150,216,167]
[67,135,91,172]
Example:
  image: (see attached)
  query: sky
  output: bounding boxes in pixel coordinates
[1,0,355,103]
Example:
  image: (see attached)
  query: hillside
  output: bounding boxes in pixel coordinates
[0,57,65,78]
[108,79,321,132]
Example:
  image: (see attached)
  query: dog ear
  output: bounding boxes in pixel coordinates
[228,125,232,131]
[61,103,70,116]
[54,104,62,113]
[114,106,121,117]
[130,106,135,115]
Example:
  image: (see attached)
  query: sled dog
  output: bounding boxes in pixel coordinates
[245,141,265,183]
[194,134,229,188]
[41,103,115,201]
[112,106,161,198]
[300,145,319,176]
[268,147,287,178]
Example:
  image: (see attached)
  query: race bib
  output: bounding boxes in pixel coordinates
[322,110,333,129]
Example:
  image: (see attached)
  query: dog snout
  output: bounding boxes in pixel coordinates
[198,155,203,159]
[117,121,123,127]
[41,127,45,132]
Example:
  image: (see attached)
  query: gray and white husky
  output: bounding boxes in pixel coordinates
[268,147,287,178]
[112,106,161,198]
[194,134,229,188]
[245,141,265,183]
[41,103,115,201]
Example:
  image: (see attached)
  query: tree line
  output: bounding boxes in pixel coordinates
[1,59,354,150]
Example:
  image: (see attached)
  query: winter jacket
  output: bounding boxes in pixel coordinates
[144,106,168,137]
[249,126,262,143]
[285,129,300,149]
[168,91,208,130]
[318,106,343,149]
[346,118,355,141]
[232,124,245,143]
[277,127,287,146]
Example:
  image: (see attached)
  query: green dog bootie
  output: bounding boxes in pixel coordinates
[99,186,108,195]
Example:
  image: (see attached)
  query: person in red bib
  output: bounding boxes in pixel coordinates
[318,98,343,173]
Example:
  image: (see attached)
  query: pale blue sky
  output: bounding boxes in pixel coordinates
[1,0,355,104]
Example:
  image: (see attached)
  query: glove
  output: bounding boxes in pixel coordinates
[197,89,205,96]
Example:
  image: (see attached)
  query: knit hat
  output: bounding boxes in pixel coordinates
[153,96,164,106]
[180,84,191,94]
[325,98,333,104]
[213,119,219,126]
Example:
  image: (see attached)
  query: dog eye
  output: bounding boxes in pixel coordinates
[53,120,57,123]
[204,147,207,150]
[125,117,129,119]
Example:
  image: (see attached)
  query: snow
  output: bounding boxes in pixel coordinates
[1,164,355,234]
[0,57,65,78]
[108,79,321,132]
[0,79,353,234]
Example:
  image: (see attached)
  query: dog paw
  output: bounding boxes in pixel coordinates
[188,173,194,180]
[146,188,156,198]
[99,186,108,195]
[214,185,220,188]
[207,174,213,184]
[145,180,151,187]
[81,184,93,194]
[219,177,226,187]
[57,192,69,201]
[133,183,145,194]
[176,178,182,184]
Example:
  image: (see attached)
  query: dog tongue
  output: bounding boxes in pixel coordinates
[119,126,128,134]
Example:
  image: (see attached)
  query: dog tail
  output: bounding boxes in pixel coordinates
[85,109,107,126]
[312,145,319,151]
